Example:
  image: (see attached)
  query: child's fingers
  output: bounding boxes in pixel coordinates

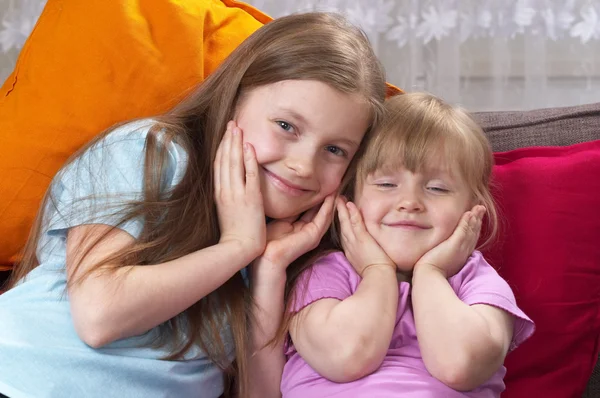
[467,205,485,234]
[307,195,336,234]
[299,205,319,224]
[470,212,482,234]
[346,201,366,232]
[342,201,366,245]
[453,210,481,252]
[336,197,353,240]
[230,126,245,189]
[214,121,233,198]
[214,147,222,198]
[243,142,261,200]
[475,204,487,217]
[466,213,482,252]
[220,122,233,194]
[451,211,472,242]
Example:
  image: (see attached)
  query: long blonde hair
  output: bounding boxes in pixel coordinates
[9,12,386,397]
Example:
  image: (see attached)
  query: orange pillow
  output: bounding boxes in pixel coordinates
[0,0,401,270]
[0,0,270,269]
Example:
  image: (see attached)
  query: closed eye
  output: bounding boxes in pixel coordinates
[376,183,397,188]
[427,186,450,193]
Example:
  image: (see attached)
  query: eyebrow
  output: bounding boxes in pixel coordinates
[337,137,360,148]
[277,108,309,126]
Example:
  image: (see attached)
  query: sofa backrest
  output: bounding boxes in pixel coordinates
[474,102,600,151]
[474,102,600,398]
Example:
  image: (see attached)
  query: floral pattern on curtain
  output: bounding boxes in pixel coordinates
[1,0,599,110]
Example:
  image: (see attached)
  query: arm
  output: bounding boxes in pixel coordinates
[288,198,398,383]
[68,121,266,348]
[289,264,398,383]
[247,196,336,398]
[412,264,514,391]
[247,259,287,398]
[411,206,514,391]
[67,226,260,348]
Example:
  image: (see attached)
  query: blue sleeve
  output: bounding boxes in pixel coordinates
[45,120,188,239]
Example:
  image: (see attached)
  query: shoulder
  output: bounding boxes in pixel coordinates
[290,251,359,312]
[450,251,498,283]
[45,119,190,236]
[60,119,188,187]
[103,119,188,168]
[450,253,536,351]
[450,251,515,304]
[296,251,359,291]
[310,251,356,277]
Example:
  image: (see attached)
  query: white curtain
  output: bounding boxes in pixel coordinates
[0,0,43,83]
[1,0,599,111]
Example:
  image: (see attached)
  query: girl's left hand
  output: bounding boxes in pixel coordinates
[415,205,486,279]
[254,194,336,274]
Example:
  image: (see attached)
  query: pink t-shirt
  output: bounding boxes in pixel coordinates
[281,251,535,398]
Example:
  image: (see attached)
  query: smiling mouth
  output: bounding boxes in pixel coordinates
[384,221,429,230]
[263,168,310,197]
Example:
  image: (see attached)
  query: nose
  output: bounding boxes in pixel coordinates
[395,185,424,212]
[284,148,316,178]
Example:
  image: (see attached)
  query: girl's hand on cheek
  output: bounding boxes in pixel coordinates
[256,194,336,274]
[214,121,266,260]
[337,197,396,277]
[415,205,486,278]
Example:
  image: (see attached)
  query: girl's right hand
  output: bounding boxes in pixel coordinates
[214,121,266,259]
[336,197,395,277]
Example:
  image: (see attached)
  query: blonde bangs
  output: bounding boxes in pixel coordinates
[358,94,473,181]
[355,92,499,248]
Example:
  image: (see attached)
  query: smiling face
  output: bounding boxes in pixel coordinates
[235,80,372,220]
[354,157,474,273]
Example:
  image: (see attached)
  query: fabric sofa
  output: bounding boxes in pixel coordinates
[2,102,599,398]
[0,1,598,396]
[473,102,600,398]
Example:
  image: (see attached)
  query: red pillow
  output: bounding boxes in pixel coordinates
[482,139,600,397]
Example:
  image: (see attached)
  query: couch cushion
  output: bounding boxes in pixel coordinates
[474,102,600,152]
[0,0,271,269]
[0,0,401,270]
[476,104,600,398]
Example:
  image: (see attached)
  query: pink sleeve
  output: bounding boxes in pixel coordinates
[285,252,358,357]
[289,251,358,314]
[449,251,536,351]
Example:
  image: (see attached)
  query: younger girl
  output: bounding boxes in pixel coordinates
[0,12,386,398]
[281,93,535,397]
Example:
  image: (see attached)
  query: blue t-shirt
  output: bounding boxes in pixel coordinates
[0,120,232,397]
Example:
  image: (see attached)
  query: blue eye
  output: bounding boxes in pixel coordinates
[276,120,293,132]
[326,145,346,157]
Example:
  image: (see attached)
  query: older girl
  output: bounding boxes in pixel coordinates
[0,13,386,398]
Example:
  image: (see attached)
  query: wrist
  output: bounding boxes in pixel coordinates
[413,262,448,281]
[360,262,396,278]
[214,239,261,269]
[219,238,263,265]
[251,257,288,285]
